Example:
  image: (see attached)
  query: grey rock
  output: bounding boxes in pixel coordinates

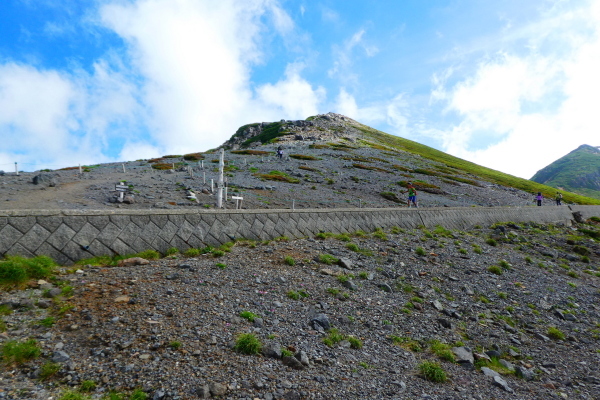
[499,359,515,372]
[338,258,352,269]
[452,347,474,365]
[311,314,331,331]
[36,299,51,309]
[295,350,310,366]
[432,300,444,311]
[485,350,501,358]
[282,355,304,370]
[262,343,282,359]
[283,391,301,400]
[535,333,550,341]
[342,279,358,291]
[152,390,165,400]
[45,288,62,298]
[253,317,264,328]
[492,375,514,392]
[32,173,58,187]
[209,382,227,396]
[51,351,71,363]
[515,366,535,381]
[378,283,392,293]
[437,318,453,329]
[195,385,210,398]
[481,367,500,377]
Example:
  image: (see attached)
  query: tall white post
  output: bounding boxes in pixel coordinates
[201,160,204,169]
[15,162,18,176]
[292,199,295,210]
[203,172,206,184]
[217,149,224,208]
[211,179,214,192]
[79,164,82,174]
[225,186,228,201]
[171,163,175,171]
[122,164,126,173]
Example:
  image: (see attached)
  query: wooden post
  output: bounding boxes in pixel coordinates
[217,149,224,208]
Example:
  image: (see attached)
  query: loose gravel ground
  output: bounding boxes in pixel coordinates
[2,221,600,399]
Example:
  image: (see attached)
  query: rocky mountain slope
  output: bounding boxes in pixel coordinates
[1,219,600,399]
[2,113,599,211]
[531,144,600,200]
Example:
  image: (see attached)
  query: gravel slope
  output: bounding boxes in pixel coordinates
[2,221,600,399]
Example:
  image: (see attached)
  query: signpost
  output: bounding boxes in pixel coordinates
[115,181,128,202]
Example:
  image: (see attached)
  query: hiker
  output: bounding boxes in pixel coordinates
[406,182,418,208]
[535,192,543,206]
[555,192,563,206]
[276,146,284,160]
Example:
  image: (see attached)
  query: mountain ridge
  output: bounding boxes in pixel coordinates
[531,144,600,200]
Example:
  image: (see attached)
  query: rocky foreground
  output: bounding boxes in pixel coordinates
[1,220,600,400]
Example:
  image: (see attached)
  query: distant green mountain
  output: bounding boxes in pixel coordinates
[531,144,600,199]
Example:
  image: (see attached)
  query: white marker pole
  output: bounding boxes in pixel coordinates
[15,162,19,176]
[79,164,82,174]
[203,172,206,184]
[217,149,224,208]
[122,164,126,173]
[211,179,214,193]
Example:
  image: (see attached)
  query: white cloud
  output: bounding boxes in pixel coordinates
[328,29,379,85]
[99,0,323,154]
[1,0,328,169]
[0,60,139,169]
[433,0,600,179]
[256,63,325,118]
[333,88,410,136]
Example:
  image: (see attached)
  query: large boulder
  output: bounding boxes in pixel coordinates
[32,173,59,187]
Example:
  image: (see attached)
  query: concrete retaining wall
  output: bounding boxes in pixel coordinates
[0,205,596,265]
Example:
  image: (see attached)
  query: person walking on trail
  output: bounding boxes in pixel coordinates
[406,182,418,208]
[555,192,563,206]
[276,146,284,160]
[535,192,543,206]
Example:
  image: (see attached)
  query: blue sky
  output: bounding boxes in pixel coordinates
[1,0,599,179]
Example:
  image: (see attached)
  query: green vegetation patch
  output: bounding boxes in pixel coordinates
[353,163,392,173]
[151,162,185,170]
[239,122,285,146]
[380,191,402,203]
[419,361,447,383]
[234,333,262,355]
[1,339,40,366]
[255,170,300,183]
[182,152,205,161]
[231,149,272,155]
[299,165,320,173]
[0,255,56,287]
[289,154,320,160]
[352,124,600,205]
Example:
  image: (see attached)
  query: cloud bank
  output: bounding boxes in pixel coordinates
[431,0,600,179]
[0,0,326,170]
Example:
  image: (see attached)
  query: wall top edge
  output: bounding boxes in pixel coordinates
[0,205,589,218]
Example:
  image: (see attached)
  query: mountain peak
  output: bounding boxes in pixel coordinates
[222,113,366,150]
[531,144,600,199]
